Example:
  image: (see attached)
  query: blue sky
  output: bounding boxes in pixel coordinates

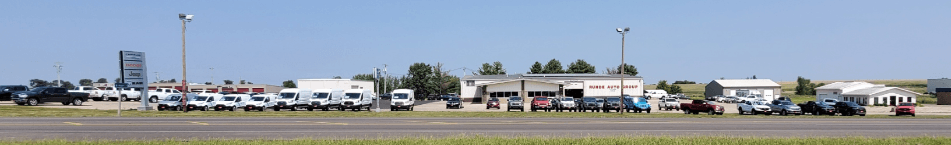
[2,1,949,86]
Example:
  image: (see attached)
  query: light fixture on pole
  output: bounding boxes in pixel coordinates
[616,27,629,114]
[53,62,63,87]
[179,13,193,112]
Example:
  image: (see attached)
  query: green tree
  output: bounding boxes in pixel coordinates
[96,78,108,83]
[529,61,543,74]
[204,82,213,85]
[60,81,75,89]
[282,80,296,88]
[239,80,246,84]
[615,63,638,76]
[332,76,342,79]
[669,85,683,94]
[407,63,434,97]
[168,79,176,83]
[79,79,93,86]
[542,59,564,74]
[795,76,824,95]
[352,74,374,81]
[566,59,596,74]
[673,80,696,84]
[223,80,234,85]
[477,61,506,75]
[29,79,49,88]
[114,78,121,84]
[656,80,670,93]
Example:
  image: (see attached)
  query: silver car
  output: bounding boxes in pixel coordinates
[768,100,802,115]
[507,96,524,112]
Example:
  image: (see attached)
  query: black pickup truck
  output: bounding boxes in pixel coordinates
[11,87,89,106]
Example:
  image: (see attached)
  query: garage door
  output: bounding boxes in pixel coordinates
[237,88,250,93]
[252,88,264,93]
[763,90,774,100]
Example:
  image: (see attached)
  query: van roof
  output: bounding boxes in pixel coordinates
[392,89,413,93]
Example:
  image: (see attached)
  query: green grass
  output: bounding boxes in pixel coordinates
[2,136,949,145]
[1,106,948,119]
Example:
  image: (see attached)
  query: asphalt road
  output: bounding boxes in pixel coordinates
[1,117,950,140]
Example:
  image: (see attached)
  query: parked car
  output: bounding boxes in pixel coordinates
[707,95,723,101]
[644,90,667,100]
[439,95,453,101]
[11,87,88,106]
[341,89,373,111]
[895,102,916,116]
[148,88,181,103]
[579,97,601,112]
[309,89,344,111]
[768,100,803,116]
[244,94,276,111]
[213,94,250,111]
[595,98,606,112]
[556,97,576,112]
[776,96,792,102]
[186,95,216,111]
[507,96,524,112]
[671,94,689,100]
[624,97,651,113]
[0,85,29,101]
[716,95,734,103]
[379,93,392,100]
[446,97,463,109]
[797,101,836,115]
[738,101,771,115]
[104,87,142,102]
[821,98,839,106]
[602,97,622,113]
[657,98,680,111]
[680,100,724,115]
[390,89,415,111]
[157,93,193,111]
[737,95,761,103]
[834,101,866,116]
[486,97,501,110]
[69,86,105,101]
[531,96,551,112]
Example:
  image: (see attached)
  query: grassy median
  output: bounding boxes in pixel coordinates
[2,136,948,145]
[0,106,946,119]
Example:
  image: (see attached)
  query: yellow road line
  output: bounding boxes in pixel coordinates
[188,121,209,125]
[63,122,83,126]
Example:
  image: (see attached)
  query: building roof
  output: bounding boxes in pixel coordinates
[462,74,641,80]
[842,87,923,96]
[474,79,565,86]
[297,79,373,82]
[815,82,874,90]
[711,79,780,87]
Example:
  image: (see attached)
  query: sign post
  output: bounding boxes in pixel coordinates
[120,51,151,111]
[115,83,128,117]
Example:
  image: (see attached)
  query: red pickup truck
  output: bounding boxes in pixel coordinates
[680,100,724,115]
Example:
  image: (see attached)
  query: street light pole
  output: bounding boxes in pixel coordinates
[616,27,629,114]
[53,62,63,87]
[209,67,214,85]
[179,13,193,112]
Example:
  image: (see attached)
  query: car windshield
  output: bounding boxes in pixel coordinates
[509,97,522,100]
[221,97,236,101]
[250,97,265,101]
[752,101,765,105]
[845,102,860,107]
[780,102,795,105]
[314,93,329,99]
[489,97,499,101]
[561,98,573,101]
[665,99,677,102]
[636,97,646,102]
[448,98,459,101]
[596,100,604,103]
[344,93,361,99]
[535,98,548,101]
[393,93,409,99]
[583,98,596,102]
[899,103,914,106]
[279,93,296,99]
[165,95,182,101]
[194,96,208,101]
[30,88,47,92]
[606,98,620,102]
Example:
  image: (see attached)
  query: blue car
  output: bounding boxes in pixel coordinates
[623,97,651,113]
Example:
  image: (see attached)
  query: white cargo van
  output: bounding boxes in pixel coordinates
[157,93,195,111]
[273,89,313,111]
[389,89,415,111]
[341,89,373,111]
[307,89,343,111]
[213,94,251,111]
[186,94,220,111]
[244,94,276,111]
[645,90,667,100]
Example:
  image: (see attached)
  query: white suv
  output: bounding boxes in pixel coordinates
[148,88,181,103]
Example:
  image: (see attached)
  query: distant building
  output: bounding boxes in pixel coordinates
[816,82,921,106]
[296,79,374,92]
[928,78,951,94]
[704,79,781,100]
[461,74,643,102]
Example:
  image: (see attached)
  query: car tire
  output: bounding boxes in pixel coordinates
[72,98,83,106]
[274,107,280,111]
[310,108,315,111]
[708,110,715,115]
[781,110,787,116]
[291,107,297,111]
[520,108,524,112]
[684,109,690,114]
[94,95,104,101]
[27,98,39,106]
[121,96,128,102]
[912,114,915,117]
[150,97,158,103]
[752,111,757,115]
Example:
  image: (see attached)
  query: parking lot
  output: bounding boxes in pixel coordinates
[4,98,951,115]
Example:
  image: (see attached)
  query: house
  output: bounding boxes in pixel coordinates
[704,79,781,100]
[816,82,921,106]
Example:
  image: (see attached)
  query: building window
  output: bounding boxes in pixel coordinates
[351,85,359,89]
[907,97,912,103]
[833,92,838,95]
[466,81,475,86]
[874,98,879,105]
[899,97,903,103]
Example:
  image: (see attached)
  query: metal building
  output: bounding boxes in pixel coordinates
[704,79,782,100]
[460,74,643,102]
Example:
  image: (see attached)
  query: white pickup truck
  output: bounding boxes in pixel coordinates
[69,86,106,101]
[148,88,181,103]
[104,87,142,101]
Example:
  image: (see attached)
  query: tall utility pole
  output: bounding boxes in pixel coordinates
[209,67,214,85]
[53,62,63,87]
[154,72,161,82]
[373,67,380,112]
[616,27,629,114]
[179,13,193,112]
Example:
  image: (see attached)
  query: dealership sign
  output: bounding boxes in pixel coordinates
[119,51,149,88]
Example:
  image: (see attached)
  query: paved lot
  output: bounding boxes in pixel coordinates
[0,117,949,140]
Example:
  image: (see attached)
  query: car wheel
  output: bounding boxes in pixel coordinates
[781,110,787,116]
[72,98,83,106]
[520,108,524,112]
[120,96,128,102]
[708,110,714,115]
[27,98,39,106]
[684,109,690,114]
[752,111,757,115]
[150,97,158,103]
[274,107,280,111]
[912,114,915,117]
[93,95,104,101]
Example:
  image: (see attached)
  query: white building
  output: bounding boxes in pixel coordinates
[460,74,643,102]
[297,79,374,92]
[816,82,921,106]
[928,78,951,94]
[704,79,781,100]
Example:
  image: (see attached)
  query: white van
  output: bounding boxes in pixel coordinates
[341,89,373,111]
[274,89,313,111]
[645,90,667,100]
[244,94,276,111]
[213,94,251,111]
[307,89,344,111]
[389,89,415,111]
[157,93,195,111]
[186,94,221,111]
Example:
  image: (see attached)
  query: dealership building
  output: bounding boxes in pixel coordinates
[460,74,644,102]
